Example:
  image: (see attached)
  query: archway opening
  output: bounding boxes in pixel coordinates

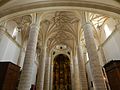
[53,54,72,90]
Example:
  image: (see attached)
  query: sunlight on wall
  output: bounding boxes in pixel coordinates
[12,27,18,39]
[104,24,112,38]
[86,53,89,61]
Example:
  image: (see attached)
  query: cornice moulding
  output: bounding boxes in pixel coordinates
[0,1,120,18]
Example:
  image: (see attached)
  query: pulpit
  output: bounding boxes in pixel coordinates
[104,60,120,90]
[0,62,20,90]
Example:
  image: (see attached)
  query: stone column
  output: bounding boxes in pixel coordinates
[36,47,47,90]
[73,56,81,90]
[18,16,40,90]
[44,55,51,90]
[81,12,106,90]
[76,45,88,90]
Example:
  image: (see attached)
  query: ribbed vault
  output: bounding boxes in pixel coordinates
[38,11,80,53]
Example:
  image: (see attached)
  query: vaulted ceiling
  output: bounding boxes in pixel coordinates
[38,11,80,51]
[0,0,120,55]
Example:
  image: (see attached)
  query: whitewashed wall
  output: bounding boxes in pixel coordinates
[102,30,120,62]
[6,21,17,35]
[86,18,120,90]
[0,20,21,64]
[0,34,20,64]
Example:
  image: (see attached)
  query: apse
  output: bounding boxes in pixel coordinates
[53,54,72,90]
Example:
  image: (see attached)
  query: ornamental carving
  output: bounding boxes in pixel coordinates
[13,15,32,44]
[38,11,80,51]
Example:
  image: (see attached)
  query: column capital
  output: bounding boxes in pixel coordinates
[31,13,41,27]
[30,23,40,31]
[82,22,92,29]
[80,10,91,29]
[80,11,92,27]
[13,15,32,29]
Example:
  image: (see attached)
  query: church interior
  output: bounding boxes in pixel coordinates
[0,0,120,90]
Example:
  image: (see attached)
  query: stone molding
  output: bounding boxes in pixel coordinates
[0,1,120,18]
